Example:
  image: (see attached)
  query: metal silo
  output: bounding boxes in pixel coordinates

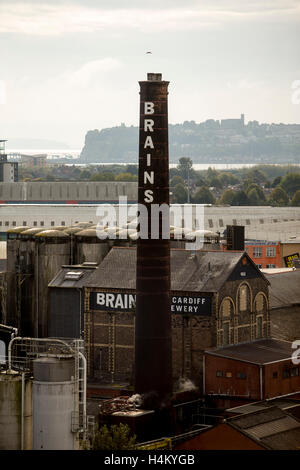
[75,228,109,265]
[32,356,78,450]
[34,230,70,337]
[19,228,43,336]
[6,226,30,329]
[63,226,85,265]
[0,369,32,450]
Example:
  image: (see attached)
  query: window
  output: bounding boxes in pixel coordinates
[5,221,9,226]
[219,219,224,227]
[51,221,55,226]
[225,372,232,378]
[273,372,278,379]
[40,221,44,226]
[237,372,246,379]
[253,247,262,258]
[33,221,37,227]
[208,219,213,228]
[257,316,263,339]
[12,221,16,226]
[223,323,230,345]
[232,219,237,225]
[61,221,65,226]
[222,299,231,317]
[216,371,223,377]
[255,293,264,313]
[239,285,248,312]
[259,219,264,224]
[266,247,276,257]
[22,221,27,226]
[283,369,290,379]
[266,264,276,268]
[256,264,262,269]
[291,367,299,377]
[246,219,250,225]
[0,222,2,226]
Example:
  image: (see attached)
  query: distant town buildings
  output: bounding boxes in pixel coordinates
[0,140,18,183]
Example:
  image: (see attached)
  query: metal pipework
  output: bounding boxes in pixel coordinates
[135,73,172,400]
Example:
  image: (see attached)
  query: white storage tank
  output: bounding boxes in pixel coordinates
[0,370,32,450]
[33,356,78,450]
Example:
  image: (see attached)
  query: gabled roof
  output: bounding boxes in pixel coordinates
[265,270,300,309]
[84,247,263,292]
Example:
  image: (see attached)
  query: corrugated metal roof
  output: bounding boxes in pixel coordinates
[84,247,246,292]
[205,339,294,364]
[248,416,300,439]
[265,270,300,309]
[228,406,300,450]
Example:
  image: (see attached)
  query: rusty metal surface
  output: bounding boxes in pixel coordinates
[135,75,172,399]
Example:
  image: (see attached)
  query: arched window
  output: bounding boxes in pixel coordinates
[255,293,265,313]
[222,298,232,318]
[238,284,250,312]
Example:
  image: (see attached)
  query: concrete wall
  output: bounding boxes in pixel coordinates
[0,181,137,202]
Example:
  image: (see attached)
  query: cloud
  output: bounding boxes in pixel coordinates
[0,1,299,35]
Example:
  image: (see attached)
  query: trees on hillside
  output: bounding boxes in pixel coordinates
[193,187,215,204]
[268,186,289,206]
[291,189,300,206]
[280,173,300,196]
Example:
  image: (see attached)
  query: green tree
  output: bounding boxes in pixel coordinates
[173,183,188,203]
[271,176,282,188]
[176,157,194,180]
[80,170,92,180]
[219,189,236,205]
[231,190,249,206]
[280,173,300,197]
[268,186,289,206]
[291,190,300,206]
[245,168,268,184]
[246,183,266,205]
[89,172,115,181]
[91,423,136,450]
[170,175,185,187]
[193,186,215,204]
[218,173,240,186]
[115,172,137,182]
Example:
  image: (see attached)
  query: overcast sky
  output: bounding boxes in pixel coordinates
[1,0,300,148]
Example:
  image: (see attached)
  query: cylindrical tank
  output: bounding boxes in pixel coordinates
[19,228,43,336]
[75,228,109,265]
[32,357,77,450]
[64,226,86,265]
[34,230,70,337]
[0,370,32,450]
[6,226,30,329]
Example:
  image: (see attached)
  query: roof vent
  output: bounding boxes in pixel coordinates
[64,271,83,280]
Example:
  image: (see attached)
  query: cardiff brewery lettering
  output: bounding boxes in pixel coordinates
[90,292,211,315]
[143,101,155,203]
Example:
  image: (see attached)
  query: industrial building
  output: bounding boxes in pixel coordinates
[79,246,270,389]
[203,339,300,400]
[0,140,18,183]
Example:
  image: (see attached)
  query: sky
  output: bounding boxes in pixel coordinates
[0,0,300,148]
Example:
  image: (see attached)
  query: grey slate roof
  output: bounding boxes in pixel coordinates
[48,265,97,288]
[265,270,300,309]
[85,247,246,292]
[205,339,294,365]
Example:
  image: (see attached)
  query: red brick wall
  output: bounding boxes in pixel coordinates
[245,243,281,268]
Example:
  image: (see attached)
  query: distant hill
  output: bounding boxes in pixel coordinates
[7,138,70,150]
[80,118,300,164]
